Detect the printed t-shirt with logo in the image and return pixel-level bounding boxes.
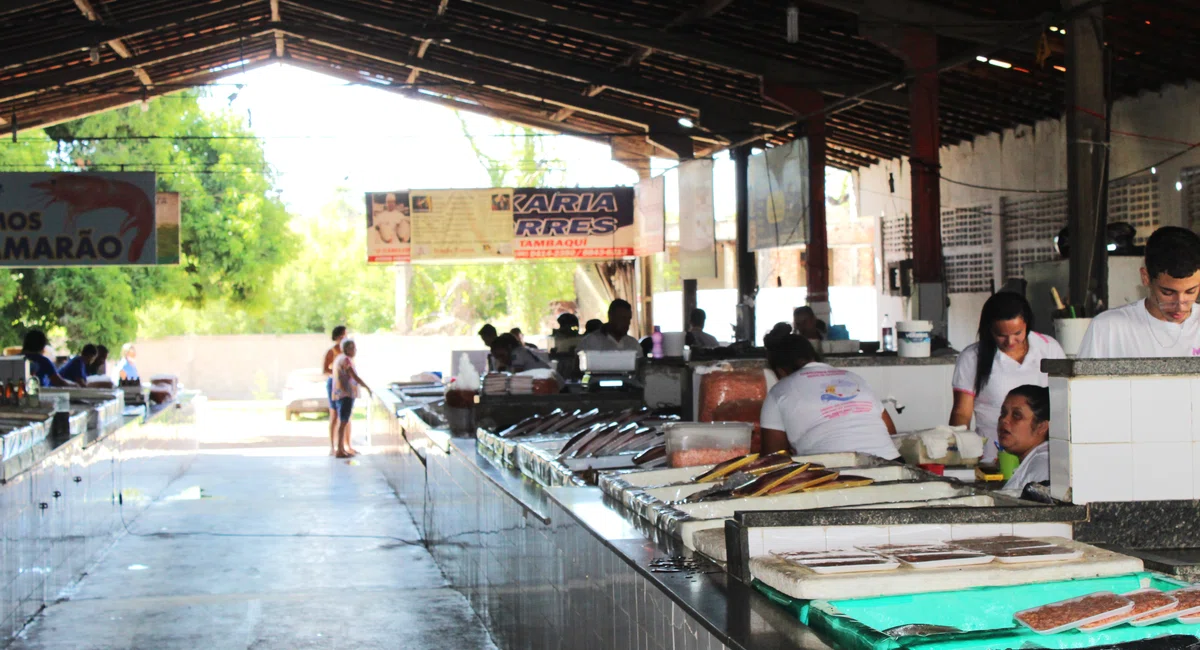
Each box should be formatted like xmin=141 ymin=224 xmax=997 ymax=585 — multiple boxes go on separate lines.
xmin=759 ymin=362 xmax=898 ymax=459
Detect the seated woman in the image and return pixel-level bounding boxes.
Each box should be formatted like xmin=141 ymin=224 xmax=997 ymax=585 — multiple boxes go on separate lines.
xmin=997 ymin=384 xmax=1051 ymax=497
xmin=489 ymin=333 xmax=549 ymax=373
xmin=759 ymin=333 xmax=898 ymax=460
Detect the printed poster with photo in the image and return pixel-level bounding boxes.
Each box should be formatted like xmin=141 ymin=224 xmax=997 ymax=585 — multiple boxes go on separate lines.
xmin=0 ymin=172 xmax=157 ymax=266
xmin=410 ymin=188 xmax=514 ymax=260
xmin=366 ymin=190 xmax=412 ymax=263
xmin=677 ymin=158 xmax=717 ymax=279
xmin=634 ymin=175 xmax=665 ymax=257
xmin=512 ymin=187 xmax=635 ymax=259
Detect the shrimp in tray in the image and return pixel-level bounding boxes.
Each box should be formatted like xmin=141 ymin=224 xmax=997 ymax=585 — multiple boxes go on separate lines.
xmin=31 ymin=173 xmax=155 ymax=262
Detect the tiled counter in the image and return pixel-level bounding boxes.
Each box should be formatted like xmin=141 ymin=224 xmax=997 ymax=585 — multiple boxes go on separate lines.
xmin=369 ymin=392 xmax=833 ymax=650
xmin=0 ymin=395 xmax=201 ymax=642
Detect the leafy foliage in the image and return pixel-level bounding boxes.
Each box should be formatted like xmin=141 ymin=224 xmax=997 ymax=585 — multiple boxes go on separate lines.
xmin=0 ymin=92 xmax=296 ymax=349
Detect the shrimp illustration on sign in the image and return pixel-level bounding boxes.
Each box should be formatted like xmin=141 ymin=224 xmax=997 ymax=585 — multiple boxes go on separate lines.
xmin=31 ymin=174 xmax=154 ymax=262
xmin=820 ymin=377 xmax=862 ymax=403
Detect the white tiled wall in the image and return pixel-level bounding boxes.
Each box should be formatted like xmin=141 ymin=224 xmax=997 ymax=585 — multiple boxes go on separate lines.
xmin=754 ymin=522 xmax=1073 ymax=556
xmin=1055 ymin=375 xmax=1199 ymax=503
xmin=854 ymin=364 xmax=955 ymax=432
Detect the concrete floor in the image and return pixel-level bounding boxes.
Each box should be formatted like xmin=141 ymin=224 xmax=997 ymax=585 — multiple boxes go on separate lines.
xmin=10 ymin=403 xmax=497 ymax=650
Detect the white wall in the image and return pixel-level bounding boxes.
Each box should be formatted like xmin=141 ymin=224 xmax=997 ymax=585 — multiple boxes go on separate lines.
xmin=135 ymin=334 xmax=484 ymax=399
xmin=856 ymin=81 xmax=1200 ymax=351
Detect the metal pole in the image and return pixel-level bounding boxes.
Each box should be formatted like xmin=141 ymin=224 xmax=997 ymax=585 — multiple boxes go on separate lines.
xmin=905 ymin=28 xmax=946 ymax=333
xmin=734 ymin=145 xmax=756 ymax=342
xmin=1064 ymin=0 xmax=1108 ymax=312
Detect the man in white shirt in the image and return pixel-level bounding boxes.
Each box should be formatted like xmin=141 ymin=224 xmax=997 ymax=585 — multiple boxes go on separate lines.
xmin=578 ymin=299 xmax=643 ymax=355
xmin=686 ymin=308 xmax=720 ymax=348
xmin=1078 ymin=226 xmax=1200 ymax=358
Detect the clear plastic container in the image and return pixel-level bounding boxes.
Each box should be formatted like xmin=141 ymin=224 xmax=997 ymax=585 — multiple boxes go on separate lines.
xmin=663 ymin=421 xmax=753 ymax=468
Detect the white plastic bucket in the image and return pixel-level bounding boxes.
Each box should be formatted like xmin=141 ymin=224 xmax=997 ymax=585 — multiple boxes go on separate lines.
xmin=896 ymin=320 xmax=933 ymax=358
xmin=1054 ymin=318 xmax=1092 ymax=357
xmin=662 ymin=332 xmax=686 ymax=357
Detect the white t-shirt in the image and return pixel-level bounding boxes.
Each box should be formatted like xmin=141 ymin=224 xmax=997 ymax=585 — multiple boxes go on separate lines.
xmin=578 ymin=330 xmax=644 ymax=356
xmin=952 ymin=332 xmax=1065 ymax=462
xmin=1078 ymin=300 xmax=1200 ymax=358
xmin=690 ymin=329 xmax=719 ymax=348
xmin=759 ymin=363 xmax=899 ymax=459
xmin=1000 ymin=441 xmax=1050 ymax=497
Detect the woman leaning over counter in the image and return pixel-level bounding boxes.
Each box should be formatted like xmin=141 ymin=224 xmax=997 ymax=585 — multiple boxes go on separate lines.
xmin=950 ymin=292 xmax=1064 ymax=462
xmin=759 ymin=333 xmax=899 ymax=461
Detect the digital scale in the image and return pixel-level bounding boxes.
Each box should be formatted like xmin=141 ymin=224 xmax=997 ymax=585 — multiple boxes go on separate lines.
xmin=578 ymin=350 xmax=642 ymax=393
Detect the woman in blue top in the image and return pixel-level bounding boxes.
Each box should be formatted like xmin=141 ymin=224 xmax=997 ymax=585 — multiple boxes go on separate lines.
xmin=116 ymin=343 xmax=139 ymax=381
xmin=58 ymin=344 xmax=97 ymax=384
xmin=23 ymin=330 xmax=76 ymax=387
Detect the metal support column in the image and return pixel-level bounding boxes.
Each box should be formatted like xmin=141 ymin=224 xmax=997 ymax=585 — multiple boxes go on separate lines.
xmin=734 ymin=145 xmax=756 ymax=343
xmin=905 ymin=28 xmax=946 ymax=332
xmin=761 ymin=82 xmax=830 ymax=325
xmin=1064 ymin=0 xmax=1108 ymax=312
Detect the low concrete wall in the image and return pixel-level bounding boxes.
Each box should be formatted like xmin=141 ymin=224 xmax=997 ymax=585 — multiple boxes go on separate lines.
xmin=135 ymin=334 xmax=487 ymax=399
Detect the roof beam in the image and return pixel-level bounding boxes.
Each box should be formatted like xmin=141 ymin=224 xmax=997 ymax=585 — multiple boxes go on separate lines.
xmin=1 ymin=58 xmax=276 ymax=137
xmin=457 ymin=0 xmax=909 ymax=109
xmin=72 ymin=0 xmax=154 ymax=87
xmin=804 ymin=0 xmax=1038 ymax=53
xmin=271 ymin=0 xmax=285 ymax=58
xmin=282 ymin=25 xmax=708 ymax=144
xmin=0 ymin=27 xmax=272 ymax=105
xmin=0 ymin=0 xmax=261 ymax=71
xmin=283 ymin=0 xmax=789 ymax=129
xmin=668 ymin=0 xmax=738 ymax=27
xmin=285 ymin=56 xmax=612 ymax=144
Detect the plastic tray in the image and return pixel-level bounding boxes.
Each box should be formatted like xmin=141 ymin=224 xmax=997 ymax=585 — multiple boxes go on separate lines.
xmin=994 ymin=547 xmax=1083 ymax=564
xmin=1132 ymin=588 xmax=1200 ymax=626
xmin=1014 ymin=591 xmax=1132 ymax=635
xmin=895 ymin=552 xmax=995 ymax=570
xmin=1078 ymin=589 xmax=1177 ymax=632
xmin=806 ymin=559 xmax=901 ymax=575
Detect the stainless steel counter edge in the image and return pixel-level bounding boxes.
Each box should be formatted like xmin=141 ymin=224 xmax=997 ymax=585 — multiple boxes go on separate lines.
xmin=387 ymin=404 xmax=835 ymax=649
xmin=542 ymin=486 xmax=832 ymax=650
xmin=0 ymin=393 xmax=196 ymax=485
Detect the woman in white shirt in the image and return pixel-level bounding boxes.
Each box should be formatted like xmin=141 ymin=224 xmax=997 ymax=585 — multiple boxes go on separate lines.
xmin=997 ymin=385 xmax=1051 ymax=497
xmin=950 ymin=292 xmax=1064 ymax=462
xmin=759 ymin=334 xmax=899 ymax=461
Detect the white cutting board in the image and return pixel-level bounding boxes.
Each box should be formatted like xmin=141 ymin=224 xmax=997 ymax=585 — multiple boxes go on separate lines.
xmin=674 ymin=481 xmax=966 ymax=520
xmin=750 ymin=538 xmax=1143 ymax=601
xmin=677 ymin=494 xmax=996 ymax=552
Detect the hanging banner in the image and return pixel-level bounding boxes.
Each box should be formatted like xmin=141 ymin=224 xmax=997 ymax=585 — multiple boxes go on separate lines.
xmin=411 ymin=188 xmax=513 ymax=260
xmin=677 ymin=158 xmax=717 ymax=279
xmin=366 ymin=191 xmax=412 ymax=263
xmin=513 ymin=187 xmax=635 ymax=259
xmin=155 ymin=192 xmax=181 ymax=265
xmin=0 ymin=172 xmax=157 ymax=266
xmin=634 ymin=175 xmax=665 ymax=257
xmin=748 ymin=138 xmax=810 ymax=251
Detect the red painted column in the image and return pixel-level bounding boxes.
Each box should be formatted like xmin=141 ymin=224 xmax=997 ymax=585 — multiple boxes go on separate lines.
xmin=904 ymin=28 xmax=945 ymax=326
xmin=761 ymin=82 xmax=829 ymax=311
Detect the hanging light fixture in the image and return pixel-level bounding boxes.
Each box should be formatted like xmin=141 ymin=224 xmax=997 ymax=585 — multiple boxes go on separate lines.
xmin=786 ymin=4 xmax=799 ymax=43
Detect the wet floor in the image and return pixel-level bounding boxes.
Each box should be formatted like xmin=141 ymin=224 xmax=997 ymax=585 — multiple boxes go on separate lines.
xmin=9 ymin=403 xmax=497 ymax=650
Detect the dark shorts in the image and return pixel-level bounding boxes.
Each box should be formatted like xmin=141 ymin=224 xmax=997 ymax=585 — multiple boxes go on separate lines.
xmin=335 ymin=397 xmax=354 ymax=422
xmin=326 ymin=377 xmax=334 ymax=410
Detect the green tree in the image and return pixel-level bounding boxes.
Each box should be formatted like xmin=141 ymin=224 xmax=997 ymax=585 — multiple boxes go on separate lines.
xmin=0 ymin=92 xmax=298 ymax=348
xmin=138 ymin=187 xmax=396 ymax=337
